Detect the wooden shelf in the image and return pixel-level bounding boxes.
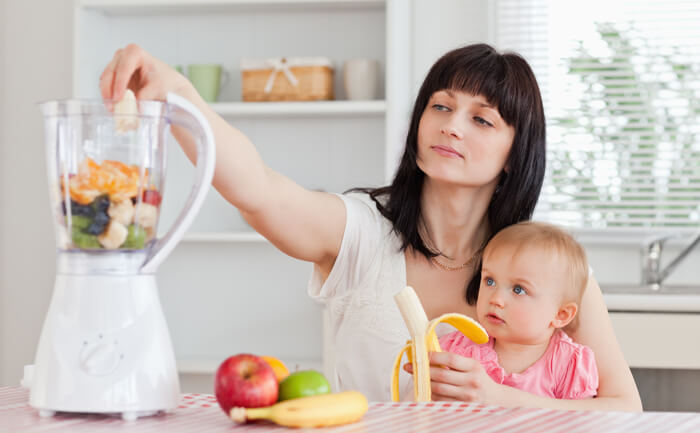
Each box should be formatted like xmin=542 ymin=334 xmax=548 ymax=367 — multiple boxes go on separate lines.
xmin=210 ymin=100 xmax=386 ymax=118
xmin=80 ymin=0 xmax=385 ymax=15
xmin=182 ymin=231 xmax=268 ymax=243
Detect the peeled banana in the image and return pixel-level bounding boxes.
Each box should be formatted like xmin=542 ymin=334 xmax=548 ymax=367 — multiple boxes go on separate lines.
xmin=392 ymin=286 xmax=489 ymax=402
xmin=230 ymin=390 xmax=369 ymax=428
xmin=114 ymin=89 xmax=140 ymax=133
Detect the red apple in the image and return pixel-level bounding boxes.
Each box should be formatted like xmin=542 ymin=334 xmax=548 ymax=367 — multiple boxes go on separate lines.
xmin=215 ymin=353 xmax=279 ymax=414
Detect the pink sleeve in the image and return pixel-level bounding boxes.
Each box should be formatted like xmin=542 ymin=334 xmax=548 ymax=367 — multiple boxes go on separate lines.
xmin=439 ymin=331 xmax=479 ymax=358
xmin=556 ymin=343 xmax=599 ymax=400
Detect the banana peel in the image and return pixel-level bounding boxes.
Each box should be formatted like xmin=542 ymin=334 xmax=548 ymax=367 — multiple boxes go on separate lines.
xmin=391 ymin=286 xmax=488 ymax=402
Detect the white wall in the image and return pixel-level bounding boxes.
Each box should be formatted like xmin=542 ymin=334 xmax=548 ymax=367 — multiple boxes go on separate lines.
xmin=0 ymin=0 xmax=5 ymax=385
xmin=0 ymin=0 xmax=73 ymax=385
xmin=411 ymin=0 xmax=489 ymax=96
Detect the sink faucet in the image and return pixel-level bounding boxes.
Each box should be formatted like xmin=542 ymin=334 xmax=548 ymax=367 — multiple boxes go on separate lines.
xmin=641 ymin=231 xmax=700 ymax=289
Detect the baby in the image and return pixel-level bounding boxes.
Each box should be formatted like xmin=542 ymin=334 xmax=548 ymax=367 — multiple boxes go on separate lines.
xmin=440 ymin=221 xmax=598 ymax=399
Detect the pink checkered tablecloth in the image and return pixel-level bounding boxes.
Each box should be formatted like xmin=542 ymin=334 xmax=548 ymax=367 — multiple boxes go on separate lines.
xmin=2 ymin=386 xmax=700 ymax=432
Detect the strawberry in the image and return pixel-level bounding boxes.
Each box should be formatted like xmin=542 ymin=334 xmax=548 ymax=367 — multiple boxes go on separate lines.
xmin=142 ymin=189 xmax=162 ymax=206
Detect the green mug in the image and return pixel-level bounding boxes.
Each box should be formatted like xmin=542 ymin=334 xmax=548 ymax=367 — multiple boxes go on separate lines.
xmin=187 ymin=64 xmax=228 ymax=103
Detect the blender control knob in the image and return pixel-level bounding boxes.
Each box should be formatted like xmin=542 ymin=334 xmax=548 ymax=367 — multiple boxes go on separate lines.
xmin=79 ymin=342 xmax=120 ymax=376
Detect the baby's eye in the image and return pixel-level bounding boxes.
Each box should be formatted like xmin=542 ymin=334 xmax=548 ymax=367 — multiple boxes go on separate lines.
xmin=485 ymin=277 xmax=495 ymax=287
xmin=474 ymin=116 xmax=494 ymax=127
xmin=512 ymin=285 xmax=527 ymax=295
xmin=432 ymin=104 xmax=450 ymax=111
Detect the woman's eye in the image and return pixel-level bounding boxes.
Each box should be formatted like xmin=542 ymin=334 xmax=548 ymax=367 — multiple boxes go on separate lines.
xmin=432 ymin=104 xmax=450 ymax=111
xmin=474 ymin=116 xmax=493 ymax=127
xmin=512 ymin=285 xmax=527 ymax=295
xmin=485 ymin=277 xmax=495 ymax=287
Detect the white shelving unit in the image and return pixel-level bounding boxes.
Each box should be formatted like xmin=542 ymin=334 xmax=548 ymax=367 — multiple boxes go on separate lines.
xmin=73 ymin=0 xmax=411 ymax=392
xmin=211 ymin=100 xmax=386 ymax=118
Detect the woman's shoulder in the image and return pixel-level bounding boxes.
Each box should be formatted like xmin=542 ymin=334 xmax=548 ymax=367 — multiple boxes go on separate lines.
xmin=340 ymin=191 xmax=395 ymax=234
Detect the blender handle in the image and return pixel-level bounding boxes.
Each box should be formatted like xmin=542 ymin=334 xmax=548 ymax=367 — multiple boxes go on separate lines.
xmin=141 ymin=92 xmax=216 ymax=274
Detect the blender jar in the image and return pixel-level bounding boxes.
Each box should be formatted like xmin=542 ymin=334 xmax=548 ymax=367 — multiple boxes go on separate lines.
xmin=42 ymin=99 xmax=168 ymax=253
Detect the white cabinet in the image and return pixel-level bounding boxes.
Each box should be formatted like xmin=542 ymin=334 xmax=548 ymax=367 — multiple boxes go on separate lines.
xmin=609 ymin=313 xmax=700 ymax=370
xmin=73 ymin=0 xmax=411 ymax=388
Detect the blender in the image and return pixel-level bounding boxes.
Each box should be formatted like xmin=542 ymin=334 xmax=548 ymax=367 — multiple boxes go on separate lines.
xmin=29 ymin=93 xmax=215 ymax=420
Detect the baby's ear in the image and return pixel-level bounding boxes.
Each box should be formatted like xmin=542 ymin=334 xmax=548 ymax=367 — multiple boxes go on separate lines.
xmin=552 ymin=302 xmax=578 ymax=329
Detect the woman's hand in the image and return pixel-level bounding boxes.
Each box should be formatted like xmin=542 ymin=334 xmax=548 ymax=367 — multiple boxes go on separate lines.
xmin=404 ymin=351 xmax=505 ymax=403
xmin=100 ymin=44 xmax=193 ymax=102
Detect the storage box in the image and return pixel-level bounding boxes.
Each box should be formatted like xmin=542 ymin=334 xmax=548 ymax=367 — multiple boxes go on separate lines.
xmin=240 ymin=57 xmax=334 ymax=102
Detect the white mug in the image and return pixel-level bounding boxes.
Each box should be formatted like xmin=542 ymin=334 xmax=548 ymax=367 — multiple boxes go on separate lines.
xmin=343 ymin=59 xmax=380 ymax=100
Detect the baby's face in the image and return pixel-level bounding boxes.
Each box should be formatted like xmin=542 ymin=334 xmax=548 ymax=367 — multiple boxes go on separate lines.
xmin=476 ymin=244 xmax=569 ymax=344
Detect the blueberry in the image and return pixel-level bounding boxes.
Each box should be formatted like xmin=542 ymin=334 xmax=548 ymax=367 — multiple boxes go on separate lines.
xmin=86 ymin=210 xmax=110 ymax=235
xmin=91 ymin=195 xmax=111 ymax=213
xmin=70 ymin=200 xmax=94 ymax=217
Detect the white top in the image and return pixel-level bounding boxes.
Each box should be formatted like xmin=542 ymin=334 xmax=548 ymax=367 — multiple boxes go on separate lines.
xmin=307 ymin=192 xmax=413 ymax=401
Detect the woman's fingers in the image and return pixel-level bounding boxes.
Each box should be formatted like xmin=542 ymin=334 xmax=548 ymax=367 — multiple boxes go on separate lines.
xmin=99 ymin=52 xmax=122 ymax=100
xmin=112 ymin=44 xmax=146 ymax=102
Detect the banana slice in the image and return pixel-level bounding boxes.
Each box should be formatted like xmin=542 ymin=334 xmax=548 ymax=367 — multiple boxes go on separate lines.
xmin=114 ymin=89 xmax=139 ymax=133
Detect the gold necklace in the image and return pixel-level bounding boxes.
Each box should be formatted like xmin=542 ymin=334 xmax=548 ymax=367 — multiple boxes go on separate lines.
xmin=431 ymin=250 xmax=481 ymax=271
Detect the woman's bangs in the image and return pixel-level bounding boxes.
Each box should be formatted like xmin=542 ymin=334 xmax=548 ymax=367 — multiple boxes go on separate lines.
xmin=444 ymin=58 xmax=519 ymax=127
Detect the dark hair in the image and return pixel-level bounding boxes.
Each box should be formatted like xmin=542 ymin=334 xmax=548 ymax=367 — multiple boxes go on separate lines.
xmin=352 ymin=43 xmax=546 ymax=305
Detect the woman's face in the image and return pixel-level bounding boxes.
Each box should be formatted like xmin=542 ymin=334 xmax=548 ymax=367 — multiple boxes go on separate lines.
xmin=416 ymin=90 xmax=515 ymax=189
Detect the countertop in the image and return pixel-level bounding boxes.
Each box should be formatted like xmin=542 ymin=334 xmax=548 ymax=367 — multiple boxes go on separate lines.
xmin=3 ymin=387 xmax=700 ymax=432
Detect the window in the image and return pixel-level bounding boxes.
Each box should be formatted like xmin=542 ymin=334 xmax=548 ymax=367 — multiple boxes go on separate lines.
xmin=494 ymin=0 xmax=700 ymax=231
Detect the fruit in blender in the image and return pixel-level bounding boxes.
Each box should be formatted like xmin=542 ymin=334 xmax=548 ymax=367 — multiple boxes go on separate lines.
xmin=98 ymin=221 xmax=128 ymax=250
xmin=122 ymin=224 xmax=146 ymax=249
xmin=71 ymin=227 xmax=101 ymax=249
xmin=142 ymin=189 xmax=162 ymax=206
xmin=215 ymin=354 xmax=279 ymax=414
xmin=108 ymin=199 xmax=135 ymax=226
xmin=277 ymin=370 xmax=331 ymax=401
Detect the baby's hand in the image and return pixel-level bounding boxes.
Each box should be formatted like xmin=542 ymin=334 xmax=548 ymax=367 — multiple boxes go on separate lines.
xmin=100 ymin=44 xmax=191 ymax=102
xmin=404 ymin=351 xmax=502 ymax=403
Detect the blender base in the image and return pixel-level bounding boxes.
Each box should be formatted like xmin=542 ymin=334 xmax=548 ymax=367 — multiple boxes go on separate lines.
xmin=29 ymin=272 xmax=180 ymax=417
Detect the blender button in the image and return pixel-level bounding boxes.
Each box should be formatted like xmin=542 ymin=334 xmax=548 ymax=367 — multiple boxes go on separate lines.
xmin=80 ymin=343 xmax=120 ymax=376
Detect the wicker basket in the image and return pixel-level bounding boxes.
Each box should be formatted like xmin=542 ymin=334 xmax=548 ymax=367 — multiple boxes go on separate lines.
xmin=240 ymin=57 xmax=334 ymax=102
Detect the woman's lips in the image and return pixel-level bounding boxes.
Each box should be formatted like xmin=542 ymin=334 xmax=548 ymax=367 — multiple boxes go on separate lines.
xmin=431 ymin=145 xmax=463 ymax=159
xmin=486 ymin=313 xmax=504 ymax=325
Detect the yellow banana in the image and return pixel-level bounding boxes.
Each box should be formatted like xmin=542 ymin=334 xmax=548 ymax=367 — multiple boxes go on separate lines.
xmin=230 ymin=391 xmax=369 ymax=428
xmin=392 ymin=286 xmax=489 ymax=402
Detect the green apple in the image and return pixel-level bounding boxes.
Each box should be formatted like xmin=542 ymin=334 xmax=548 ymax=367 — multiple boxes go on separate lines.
xmin=277 ymin=370 xmax=331 ymax=401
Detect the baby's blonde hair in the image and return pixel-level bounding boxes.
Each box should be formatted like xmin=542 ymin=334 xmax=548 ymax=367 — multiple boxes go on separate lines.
xmin=483 ymin=221 xmax=589 ymax=305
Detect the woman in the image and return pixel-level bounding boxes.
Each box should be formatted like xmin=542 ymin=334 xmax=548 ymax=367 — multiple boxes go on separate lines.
xmin=100 ymin=43 xmax=642 ymax=410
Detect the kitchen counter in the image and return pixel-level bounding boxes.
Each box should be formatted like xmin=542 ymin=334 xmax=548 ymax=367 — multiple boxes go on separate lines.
xmin=3 ymin=387 xmax=700 ymax=432
xmin=602 ymin=285 xmax=700 ymax=312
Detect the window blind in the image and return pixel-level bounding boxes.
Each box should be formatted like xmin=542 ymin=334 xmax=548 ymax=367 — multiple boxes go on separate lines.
xmin=494 ymin=0 xmax=700 ymax=230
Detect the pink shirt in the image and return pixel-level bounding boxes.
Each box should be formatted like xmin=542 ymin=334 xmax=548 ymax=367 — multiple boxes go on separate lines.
xmin=439 ymin=330 xmax=598 ymax=400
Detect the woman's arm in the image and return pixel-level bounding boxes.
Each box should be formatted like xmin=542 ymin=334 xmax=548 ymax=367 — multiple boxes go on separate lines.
xmin=100 ymin=45 xmax=346 ymax=272
xmin=564 ymin=275 xmax=643 ymax=411
xmin=414 ymin=277 xmax=642 ymax=411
